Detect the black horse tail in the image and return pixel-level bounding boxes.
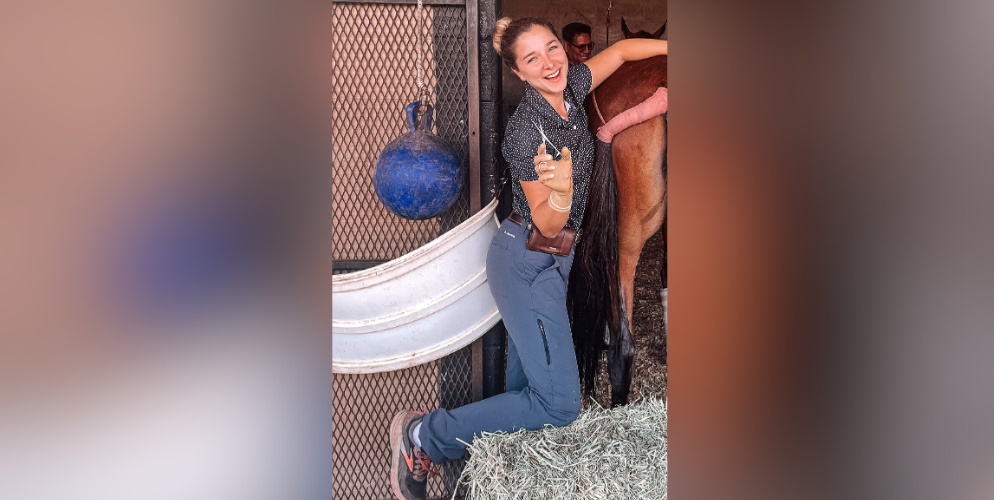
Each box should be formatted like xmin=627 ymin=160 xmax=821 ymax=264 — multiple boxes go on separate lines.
xmin=567 ymin=138 xmax=626 ymax=399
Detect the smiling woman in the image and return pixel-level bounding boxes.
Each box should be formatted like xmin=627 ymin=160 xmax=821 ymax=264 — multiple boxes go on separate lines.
xmin=507 ymin=24 xmax=571 ymax=104
xmin=384 ymin=15 xmax=666 ymax=500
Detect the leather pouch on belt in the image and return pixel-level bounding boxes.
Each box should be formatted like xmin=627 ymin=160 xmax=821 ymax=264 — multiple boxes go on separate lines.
xmin=526 ymin=225 xmax=576 ymax=257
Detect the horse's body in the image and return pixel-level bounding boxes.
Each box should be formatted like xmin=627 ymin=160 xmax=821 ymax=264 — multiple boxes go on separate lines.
xmin=589 ymin=56 xmax=669 ymax=321
xmin=568 ymin=51 xmax=667 ymax=406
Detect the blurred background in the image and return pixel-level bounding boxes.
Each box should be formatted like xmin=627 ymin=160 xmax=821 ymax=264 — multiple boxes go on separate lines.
xmin=668 ymin=1 xmax=992 ymax=499
xmin=0 ymin=1 xmax=333 ymax=498
xmin=0 ymin=0 xmax=992 ymax=499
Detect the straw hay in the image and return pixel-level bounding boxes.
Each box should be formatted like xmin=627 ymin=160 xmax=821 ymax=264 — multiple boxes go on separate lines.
xmin=453 ymin=397 xmax=668 ymax=500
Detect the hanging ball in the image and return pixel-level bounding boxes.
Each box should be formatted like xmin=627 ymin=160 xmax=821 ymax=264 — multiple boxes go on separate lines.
xmin=374 ymin=103 xmax=464 ymax=220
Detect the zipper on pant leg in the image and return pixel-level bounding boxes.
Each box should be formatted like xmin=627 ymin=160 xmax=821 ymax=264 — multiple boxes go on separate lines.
xmin=536 ymin=319 xmax=551 ymax=365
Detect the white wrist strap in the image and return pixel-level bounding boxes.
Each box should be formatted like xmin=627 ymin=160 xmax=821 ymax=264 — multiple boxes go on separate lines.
xmin=548 ymin=192 xmax=572 ymax=212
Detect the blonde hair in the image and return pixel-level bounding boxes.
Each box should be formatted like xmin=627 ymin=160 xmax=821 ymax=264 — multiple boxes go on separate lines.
xmin=492 ymin=17 xmax=511 ymax=53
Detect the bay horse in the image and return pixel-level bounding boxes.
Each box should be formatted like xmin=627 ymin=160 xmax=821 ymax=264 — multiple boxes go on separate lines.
xmin=621 ymin=17 xmax=666 ymax=40
xmin=567 ymin=50 xmax=667 ymax=406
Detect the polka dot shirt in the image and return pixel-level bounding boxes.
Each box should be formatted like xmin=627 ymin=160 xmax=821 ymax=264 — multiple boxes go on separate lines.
xmin=502 ymin=63 xmax=594 ymax=231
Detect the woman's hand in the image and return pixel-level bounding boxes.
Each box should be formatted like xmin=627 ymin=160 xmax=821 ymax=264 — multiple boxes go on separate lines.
xmin=533 ymin=143 xmax=573 ymax=195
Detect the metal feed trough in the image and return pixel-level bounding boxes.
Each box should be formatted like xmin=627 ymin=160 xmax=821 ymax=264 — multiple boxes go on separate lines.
xmin=333 ymin=198 xmax=501 ymax=373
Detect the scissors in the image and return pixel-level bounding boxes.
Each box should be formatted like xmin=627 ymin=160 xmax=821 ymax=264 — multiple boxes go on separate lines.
xmin=534 ymin=119 xmax=564 ymax=161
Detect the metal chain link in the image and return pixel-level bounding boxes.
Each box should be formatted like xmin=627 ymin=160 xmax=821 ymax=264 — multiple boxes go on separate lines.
xmin=606 ymin=0 xmax=612 ymax=48
xmin=416 ymin=0 xmax=431 ymax=115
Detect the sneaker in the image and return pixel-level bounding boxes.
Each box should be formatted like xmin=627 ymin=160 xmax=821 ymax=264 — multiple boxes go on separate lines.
xmin=389 ymin=410 xmax=437 ymax=500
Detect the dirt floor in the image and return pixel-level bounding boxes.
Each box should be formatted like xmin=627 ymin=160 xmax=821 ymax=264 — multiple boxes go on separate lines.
xmin=585 ymin=229 xmax=668 ymax=409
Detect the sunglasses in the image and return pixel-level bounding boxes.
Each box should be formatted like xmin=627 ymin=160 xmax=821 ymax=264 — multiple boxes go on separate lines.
xmin=568 ymin=41 xmax=595 ymax=51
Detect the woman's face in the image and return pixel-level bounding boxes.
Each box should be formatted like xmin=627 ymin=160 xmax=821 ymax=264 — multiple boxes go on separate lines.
xmin=511 ymin=24 xmax=569 ymax=98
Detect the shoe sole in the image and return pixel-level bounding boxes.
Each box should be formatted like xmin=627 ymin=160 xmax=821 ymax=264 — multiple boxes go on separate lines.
xmin=389 ymin=409 xmax=421 ymax=500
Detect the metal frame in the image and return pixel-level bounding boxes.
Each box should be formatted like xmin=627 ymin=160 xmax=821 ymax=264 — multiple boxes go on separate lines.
xmin=466 ymin=0 xmax=481 ymax=213
xmin=474 ymin=0 xmax=507 ymax=400
xmin=464 ymin=0 xmax=484 ymax=405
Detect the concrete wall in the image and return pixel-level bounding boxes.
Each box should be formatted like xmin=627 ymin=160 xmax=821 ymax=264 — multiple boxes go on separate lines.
xmin=500 ymin=0 xmax=667 ymax=107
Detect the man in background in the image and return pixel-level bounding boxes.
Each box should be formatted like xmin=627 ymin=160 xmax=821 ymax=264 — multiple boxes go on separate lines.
xmin=561 ymin=22 xmax=594 ymax=65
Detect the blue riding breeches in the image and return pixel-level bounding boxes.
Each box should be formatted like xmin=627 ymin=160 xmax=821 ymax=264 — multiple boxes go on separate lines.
xmin=417 ymin=217 xmax=582 ymax=464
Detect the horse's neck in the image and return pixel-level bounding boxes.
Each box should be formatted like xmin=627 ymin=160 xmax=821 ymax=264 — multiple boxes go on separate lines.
xmin=593 ymin=58 xmax=668 ymax=123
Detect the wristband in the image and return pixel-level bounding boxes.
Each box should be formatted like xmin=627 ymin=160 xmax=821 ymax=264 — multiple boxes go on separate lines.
xmin=548 ymin=191 xmax=572 ymax=212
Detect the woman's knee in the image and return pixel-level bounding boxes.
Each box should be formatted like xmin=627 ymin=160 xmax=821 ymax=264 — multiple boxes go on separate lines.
xmin=549 ymin=404 xmax=580 ymax=427
xmin=545 ymin=393 xmax=581 ymax=427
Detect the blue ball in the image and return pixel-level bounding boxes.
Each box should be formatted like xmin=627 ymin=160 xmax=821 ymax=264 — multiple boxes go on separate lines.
xmin=374 ymin=103 xmax=464 ymax=220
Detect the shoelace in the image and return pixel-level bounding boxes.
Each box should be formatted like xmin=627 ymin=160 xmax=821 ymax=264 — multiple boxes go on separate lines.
xmin=412 ymin=404 xmax=439 ymax=481
xmin=412 ymin=448 xmax=439 ymax=481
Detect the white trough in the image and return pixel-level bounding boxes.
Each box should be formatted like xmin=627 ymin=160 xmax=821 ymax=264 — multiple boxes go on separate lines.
xmin=332 ymin=198 xmax=501 ymax=373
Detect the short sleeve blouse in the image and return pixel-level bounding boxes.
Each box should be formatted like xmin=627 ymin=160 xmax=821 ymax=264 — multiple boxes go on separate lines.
xmin=501 ymin=63 xmax=594 ymax=230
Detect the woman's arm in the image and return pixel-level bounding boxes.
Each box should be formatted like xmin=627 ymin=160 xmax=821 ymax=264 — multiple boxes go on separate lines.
xmin=584 ymin=39 xmax=668 ymax=92
xmin=522 ymin=144 xmax=574 ymax=238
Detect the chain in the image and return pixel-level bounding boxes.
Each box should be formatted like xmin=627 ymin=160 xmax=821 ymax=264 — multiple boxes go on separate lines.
xmin=415 ymin=0 xmax=430 ymax=115
xmin=606 ymin=0 xmax=612 ymax=48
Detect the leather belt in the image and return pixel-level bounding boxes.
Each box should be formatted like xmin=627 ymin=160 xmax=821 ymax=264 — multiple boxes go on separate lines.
xmin=509 ymin=211 xmax=526 ymax=226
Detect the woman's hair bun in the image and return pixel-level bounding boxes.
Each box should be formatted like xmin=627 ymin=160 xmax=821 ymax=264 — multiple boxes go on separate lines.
xmin=491 ymin=17 xmax=556 ymax=69
xmin=492 ymin=17 xmax=512 ymax=53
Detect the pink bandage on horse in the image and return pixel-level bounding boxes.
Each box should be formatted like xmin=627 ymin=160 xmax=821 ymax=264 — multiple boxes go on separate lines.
xmin=596 ymin=87 xmax=668 ymax=143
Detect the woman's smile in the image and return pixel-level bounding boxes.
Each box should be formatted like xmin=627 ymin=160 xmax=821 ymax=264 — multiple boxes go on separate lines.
xmin=511 ymin=25 xmax=569 ymax=100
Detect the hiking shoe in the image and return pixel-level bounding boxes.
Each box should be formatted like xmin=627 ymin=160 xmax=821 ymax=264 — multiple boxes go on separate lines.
xmin=389 ymin=410 xmax=437 ymax=500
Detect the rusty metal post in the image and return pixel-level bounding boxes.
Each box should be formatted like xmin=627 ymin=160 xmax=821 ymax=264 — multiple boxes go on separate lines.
xmin=477 ymin=0 xmax=508 ymax=399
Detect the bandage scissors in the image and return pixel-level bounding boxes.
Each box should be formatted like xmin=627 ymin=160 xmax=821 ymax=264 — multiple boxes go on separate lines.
xmin=534 ymin=119 xmax=564 ymax=161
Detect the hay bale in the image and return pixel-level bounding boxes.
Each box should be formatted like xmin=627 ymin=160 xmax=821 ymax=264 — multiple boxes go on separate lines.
xmin=453 ymin=397 xmax=668 ymax=500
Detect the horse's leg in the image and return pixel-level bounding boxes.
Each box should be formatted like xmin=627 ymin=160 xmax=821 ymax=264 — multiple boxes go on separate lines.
xmin=660 ymin=169 xmax=668 ymax=356
xmin=611 ymin=196 xmax=665 ymax=403
xmin=615 ymin=118 xmax=667 ymax=328
xmin=660 ymin=112 xmax=669 ymax=359
xmin=660 ymin=210 xmax=668 ymax=289
xmin=609 ymin=216 xmax=644 ymax=406
xmin=607 ymin=117 xmax=667 ymax=405
xmin=660 ymin=114 xmax=668 ymax=357
xmin=609 ymin=240 xmax=641 ymax=406
xmin=660 ymin=216 xmax=668 ymax=362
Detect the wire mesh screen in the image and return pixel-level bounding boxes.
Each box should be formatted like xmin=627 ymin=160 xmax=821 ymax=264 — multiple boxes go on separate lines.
xmin=333 ymin=2 xmax=470 ymax=269
xmin=333 ymin=347 xmax=474 ymax=500
xmin=333 ymin=2 xmax=477 ymax=498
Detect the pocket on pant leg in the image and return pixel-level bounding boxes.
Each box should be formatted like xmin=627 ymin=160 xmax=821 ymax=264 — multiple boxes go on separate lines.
xmin=528 ymin=297 xmax=582 ymax=421
xmin=535 ymin=318 xmax=552 ymax=365
xmin=528 ymin=263 xmax=568 ymax=369
xmin=520 ymin=248 xmax=556 ymax=282
xmin=528 ymin=261 xmax=565 ymax=305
